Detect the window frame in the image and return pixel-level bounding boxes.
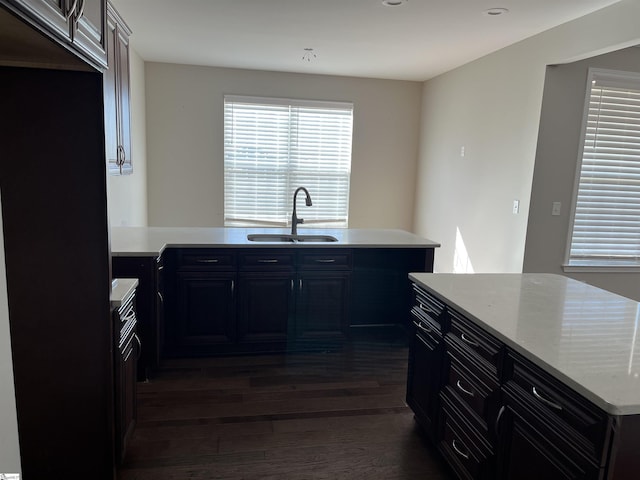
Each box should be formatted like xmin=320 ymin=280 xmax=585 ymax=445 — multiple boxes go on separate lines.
xmin=564 ymin=67 xmax=640 ymax=272
xmin=223 ymin=94 xmax=354 ymax=229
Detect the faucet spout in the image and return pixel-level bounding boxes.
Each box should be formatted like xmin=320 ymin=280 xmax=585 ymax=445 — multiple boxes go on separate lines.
xmin=291 ymin=187 xmax=312 ymax=235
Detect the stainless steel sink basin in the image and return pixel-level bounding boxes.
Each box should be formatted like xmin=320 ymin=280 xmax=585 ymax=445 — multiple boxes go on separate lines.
xmin=247 ymin=234 xmax=338 ymax=243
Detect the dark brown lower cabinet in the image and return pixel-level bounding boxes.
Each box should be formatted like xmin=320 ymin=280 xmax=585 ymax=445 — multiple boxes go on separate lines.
xmin=406 ymin=281 xmax=640 ymax=480
xmin=406 ymin=317 xmax=443 ymax=442
xmin=172 ymin=272 xmax=236 ymax=354
xmin=237 ymin=272 xmax=294 ymax=348
xmin=496 ymin=384 xmax=601 ymax=480
xmin=114 ymin=291 xmax=138 ymax=465
xmin=294 ymin=271 xmax=350 ymax=345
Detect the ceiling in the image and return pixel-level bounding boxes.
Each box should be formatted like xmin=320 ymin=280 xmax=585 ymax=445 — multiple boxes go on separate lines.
xmin=110 ymin=0 xmax=622 ymax=82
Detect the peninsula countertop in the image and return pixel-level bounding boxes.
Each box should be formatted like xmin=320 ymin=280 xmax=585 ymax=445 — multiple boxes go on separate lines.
xmin=111 ymin=227 xmax=441 ymax=256
xmin=409 ymin=273 xmax=640 ymax=416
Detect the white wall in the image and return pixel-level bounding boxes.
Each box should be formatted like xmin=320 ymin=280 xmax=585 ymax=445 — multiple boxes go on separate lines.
xmin=414 ymin=0 xmax=640 ymax=275
xmin=144 ymin=64 xmax=422 ymax=230
xmin=0 ymin=198 xmax=21 ymax=474
xmin=523 ymin=46 xmax=640 ymax=301
xmin=107 ymin=48 xmax=148 ymax=227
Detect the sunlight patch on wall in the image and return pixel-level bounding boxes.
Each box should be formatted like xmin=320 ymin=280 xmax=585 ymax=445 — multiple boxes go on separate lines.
xmin=454 ymin=227 xmax=474 ymax=273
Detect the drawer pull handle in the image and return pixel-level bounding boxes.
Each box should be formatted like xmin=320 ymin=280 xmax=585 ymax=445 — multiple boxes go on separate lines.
xmin=418 ymin=303 xmax=435 ymax=314
xmin=460 ymin=333 xmax=480 ymax=348
xmin=452 ymin=439 xmax=469 ymax=460
xmin=417 ymin=322 xmax=432 ymax=334
xmin=197 ymin=259 xmax=219 ymax=264
xmin=258 ymin=259 xmax=279 ymax=263
xmin=315 ymin=259 xmax=336 ymax=263
xmin=456 ymin=380 xmax=475 ymax=397
xmin=532 ymin=386 xmax=563 ymax=411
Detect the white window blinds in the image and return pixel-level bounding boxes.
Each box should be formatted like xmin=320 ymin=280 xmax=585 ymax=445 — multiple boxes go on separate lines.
xmin=224 ymin=95 xmax=353 ymax=228
xmin=568 ymin=69 xmax=640 ymax=266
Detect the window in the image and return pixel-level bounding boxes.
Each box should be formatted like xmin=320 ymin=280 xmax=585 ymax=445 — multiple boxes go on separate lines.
xmin=224 ymin=95 xmax=353 ymax=228
xmin=567 ymin=68 xmax=640 ymax=267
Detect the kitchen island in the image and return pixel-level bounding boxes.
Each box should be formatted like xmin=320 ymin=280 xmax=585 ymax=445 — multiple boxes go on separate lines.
xmin=407 ymin=273 xmax=640 ymax=480
xmin=111 ymin=227 xmax=439 ymax=376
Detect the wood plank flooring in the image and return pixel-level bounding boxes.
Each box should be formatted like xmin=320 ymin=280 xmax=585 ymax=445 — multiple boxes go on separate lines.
xmin=117 ymin=341 xmax=454 ymax=480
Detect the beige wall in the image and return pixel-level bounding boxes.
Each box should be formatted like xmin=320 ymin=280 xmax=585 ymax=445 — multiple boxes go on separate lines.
xmin=144 ymin=64 xmax=422 ymax=229
xmin=523 ymin=46 xmax=640 ymax=300
xmin=415 ymin=0 xmax=640 ymax=279
xmin=107 ymin=48 xmax=148 ymax=227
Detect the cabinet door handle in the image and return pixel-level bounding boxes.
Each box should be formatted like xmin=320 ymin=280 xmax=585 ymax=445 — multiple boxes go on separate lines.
xmin=416 ymin=322 xmax=432 ymax=334
xmin=451 ymin=439 xmax=469 ymax=460
xmin=456 ymin=380 xmax=475 ymax=397
xmin=291 ymin=279 xmax=294 ymax=291
xmin=231 ymin=280 xmax=235 ymax=295
xmin=197 ymin=259 xmax=219 ymax=264
xmin=66 ymin=0 xmax=79 ymax=20
xmin=495 ymin=405 xmax=506 ymax=435
xmin=299 ymin=279 xmax=303 ymax=291
xmin=258 ymin=259 xmax=278 ymax=263
xmin=157 ymin=291 xmax=164 ymax=303
xmin=74 ymin=0 xmax=86 ymax=21
xmin=532 ymin=386 xmax=563 ymax=411
xmin=315 ymin=259 xmax=336 ymax=263
xmin=460 ymin=332 xmax=480 ymax=348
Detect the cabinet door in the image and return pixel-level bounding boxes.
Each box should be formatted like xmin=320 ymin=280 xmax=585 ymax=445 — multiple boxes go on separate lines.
xmin=104 ymin=2 xmax=132 ymax=175
xmin=72 ymin=0 xmax=106 ymax=67
xmin=174 ymin=272 xmax=236 ymax=350
xmin=12 ymin=0 xmax=70 ymax=41
xmin=237 ymin=272 xmax=294 ymax=347
xmin=406 ymin=324 xmax=442 ymax=441
xmin=294 ymin=271 xmax=350 ymax=344
xmin=496 ymin=393 xmax=601 ymax=480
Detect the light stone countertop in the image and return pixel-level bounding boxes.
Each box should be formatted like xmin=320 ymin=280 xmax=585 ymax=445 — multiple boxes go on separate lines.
xmin=409 ymin=273 xmax=640 ymax=416
xmin=111 ymin=227 xmax=440 ymax=256
xmin=110 ymin=278 xmax=138 ymax=308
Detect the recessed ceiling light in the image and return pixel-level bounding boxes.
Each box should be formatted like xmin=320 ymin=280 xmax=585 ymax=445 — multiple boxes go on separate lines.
xmin=382 ymin=0 xmax=406 ymax=7
xmin=483 ymin=7 xmax=509 ymax=16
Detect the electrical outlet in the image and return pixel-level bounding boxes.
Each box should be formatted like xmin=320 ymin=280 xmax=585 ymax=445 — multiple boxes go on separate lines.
xmin=552 ymin=202 xmax=561 ymax=216
xmin=513 ymin=200 xmax=519 ymax=214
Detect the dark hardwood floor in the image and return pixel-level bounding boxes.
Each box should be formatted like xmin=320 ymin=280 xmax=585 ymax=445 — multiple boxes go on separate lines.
xmin=117 ymin=340 xmax=453 ymax=479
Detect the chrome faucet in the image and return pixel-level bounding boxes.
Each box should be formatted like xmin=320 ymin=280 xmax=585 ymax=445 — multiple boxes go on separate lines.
xmin=291 ymin=187 xmax=312 ymax=235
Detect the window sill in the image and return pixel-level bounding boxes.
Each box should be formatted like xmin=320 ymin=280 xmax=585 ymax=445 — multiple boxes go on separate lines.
xmin=563 ymin=264 xmax=640 ymax=273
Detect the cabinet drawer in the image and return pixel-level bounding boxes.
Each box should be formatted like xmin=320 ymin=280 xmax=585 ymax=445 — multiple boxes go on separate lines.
xmin=504 ymin=351 xmax=610 ymax=465
xmin=178 ymin=250 xmax=236 ymax=269
xmin=444 ymin=336 xmax=500 ymax=431
xmin=239 ymin=251 xmax=295 ymax=270
xmin=298 ymin=251 xmax=352 ymax=270
xmin=438 ymin=389 xmax=494 ymax=480
xmin=448 ymin=309 xmax=502 ymax=375
xmin=412 ymin=284 xmax=447 ymax=332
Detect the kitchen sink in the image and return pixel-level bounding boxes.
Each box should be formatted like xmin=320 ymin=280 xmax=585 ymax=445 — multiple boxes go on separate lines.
xmin=247 ymin=234 xmax=338 ymax=243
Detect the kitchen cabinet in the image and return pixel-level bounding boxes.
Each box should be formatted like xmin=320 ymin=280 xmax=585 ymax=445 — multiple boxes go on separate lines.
xmin=166 ymin=248 xmax=353 ymax=355
xmin=113 ymin=285 xmax=139 ymax=465
xmin=167 ymin=250 xmax=237 ymax=356
xmin=407 ymin=275 xmax=640 ymax=480
xmin=112 ymin=255 xmax=164 ymax=380
xmin=3 ymin=0 xmax=107 ymax=68
xmin=406 ymin=285 xmax=446 ymax=442
xmin=237 ymin=251 xmax=295 ymax=350
xmin=104 ymin=1 xmax=132 ymax=175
